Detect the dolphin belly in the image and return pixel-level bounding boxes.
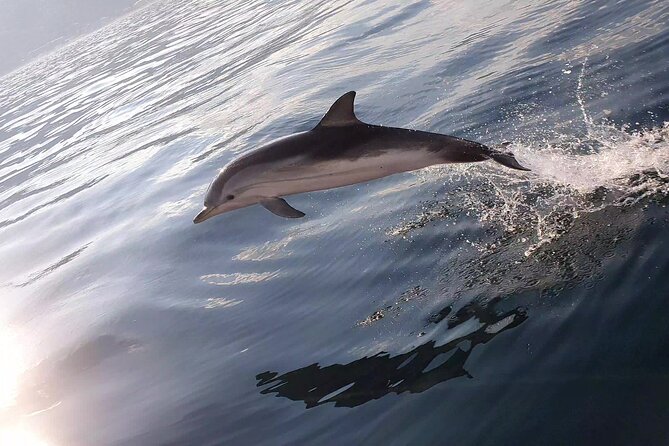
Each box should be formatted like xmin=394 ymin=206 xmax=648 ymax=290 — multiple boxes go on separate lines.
xmin=246 ymin=147 xmax=442 ymax=198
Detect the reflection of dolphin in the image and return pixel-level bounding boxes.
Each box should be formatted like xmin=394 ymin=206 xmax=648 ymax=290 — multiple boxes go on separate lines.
xmin=194 ymin=91 xmax=529 ymax=223
xmin=256 ymin=297 xmax=527 ymax=408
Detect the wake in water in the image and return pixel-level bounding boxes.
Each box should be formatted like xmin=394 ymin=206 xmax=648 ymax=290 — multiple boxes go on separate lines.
xmin=390 ymin=120 xmax=668 ymax=256
xmin=389 ymin=73 xmax=669 ymax=258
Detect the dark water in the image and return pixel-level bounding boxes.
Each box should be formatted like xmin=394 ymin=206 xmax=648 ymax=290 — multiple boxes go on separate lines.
xmin=1 ymin=0 xmax=668 ymax=445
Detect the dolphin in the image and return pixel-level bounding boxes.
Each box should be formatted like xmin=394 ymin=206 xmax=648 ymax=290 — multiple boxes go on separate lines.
xmin=194 ymin=91 xmax=529 ymax=223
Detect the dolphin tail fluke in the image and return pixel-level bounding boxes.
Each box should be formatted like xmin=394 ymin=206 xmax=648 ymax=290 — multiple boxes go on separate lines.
xmin=488 ymin=150 xmax=531 ymax=171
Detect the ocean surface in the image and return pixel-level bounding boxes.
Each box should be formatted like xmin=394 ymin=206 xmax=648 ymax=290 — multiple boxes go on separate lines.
xmin=1 ymin=0 xmax=668 ymax=445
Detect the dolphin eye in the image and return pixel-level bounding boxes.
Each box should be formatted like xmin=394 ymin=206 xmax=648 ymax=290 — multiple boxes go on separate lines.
xmin=226 ymin=194 xmax=235 ymax=200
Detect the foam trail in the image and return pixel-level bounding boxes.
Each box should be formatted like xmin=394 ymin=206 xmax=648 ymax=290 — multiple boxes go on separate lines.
xmin=514 ymin=122 xmax=669 ymax=192
xmin=387 ymin=52 xmax=669 ymax=249
xmin=390 ymin=120 xmax=669 ymax=255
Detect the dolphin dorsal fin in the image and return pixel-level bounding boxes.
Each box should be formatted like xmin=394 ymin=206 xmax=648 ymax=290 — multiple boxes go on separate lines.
xmin=317 ymin=91 xmax=361 ymax=127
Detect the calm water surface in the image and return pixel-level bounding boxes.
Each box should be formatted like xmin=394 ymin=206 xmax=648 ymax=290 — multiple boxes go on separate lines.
xmin=1 ymin=0 xmax=669 ymax=445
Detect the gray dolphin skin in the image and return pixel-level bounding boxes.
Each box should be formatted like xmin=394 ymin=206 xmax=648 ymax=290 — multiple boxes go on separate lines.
xmin=193 ymin=91 xmax=529 ymax=223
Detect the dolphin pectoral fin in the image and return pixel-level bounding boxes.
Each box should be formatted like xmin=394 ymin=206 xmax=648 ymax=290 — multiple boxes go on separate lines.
xmin=260 ymin=198 xmax=306 ymax=218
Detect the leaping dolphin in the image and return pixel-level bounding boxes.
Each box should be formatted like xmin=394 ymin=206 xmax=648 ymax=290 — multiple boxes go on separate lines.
xmin=194 ymin=91 xmax=529 ymax=223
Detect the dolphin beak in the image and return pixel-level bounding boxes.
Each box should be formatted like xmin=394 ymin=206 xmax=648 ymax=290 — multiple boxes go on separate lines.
xmin=193 ymin=207 xmax=214 ymax=224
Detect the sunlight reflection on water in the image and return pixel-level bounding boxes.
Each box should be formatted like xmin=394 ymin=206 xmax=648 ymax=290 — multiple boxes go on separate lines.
xmin=0 ymin=328 xmax=24 ymax=410
xmin=0 ymin=426 xmax=50 ymax=446
xmin=0 ymin=328 xmax=52 ymax=446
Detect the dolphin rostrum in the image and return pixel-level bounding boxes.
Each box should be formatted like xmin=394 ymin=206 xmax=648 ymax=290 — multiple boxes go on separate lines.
xmin=194 ymin=91 xmax=529 ymax=223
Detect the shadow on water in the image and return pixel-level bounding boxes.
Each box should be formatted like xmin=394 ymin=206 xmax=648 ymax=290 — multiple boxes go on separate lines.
xmin=256 ymin=296 xmax=527 ymax=408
